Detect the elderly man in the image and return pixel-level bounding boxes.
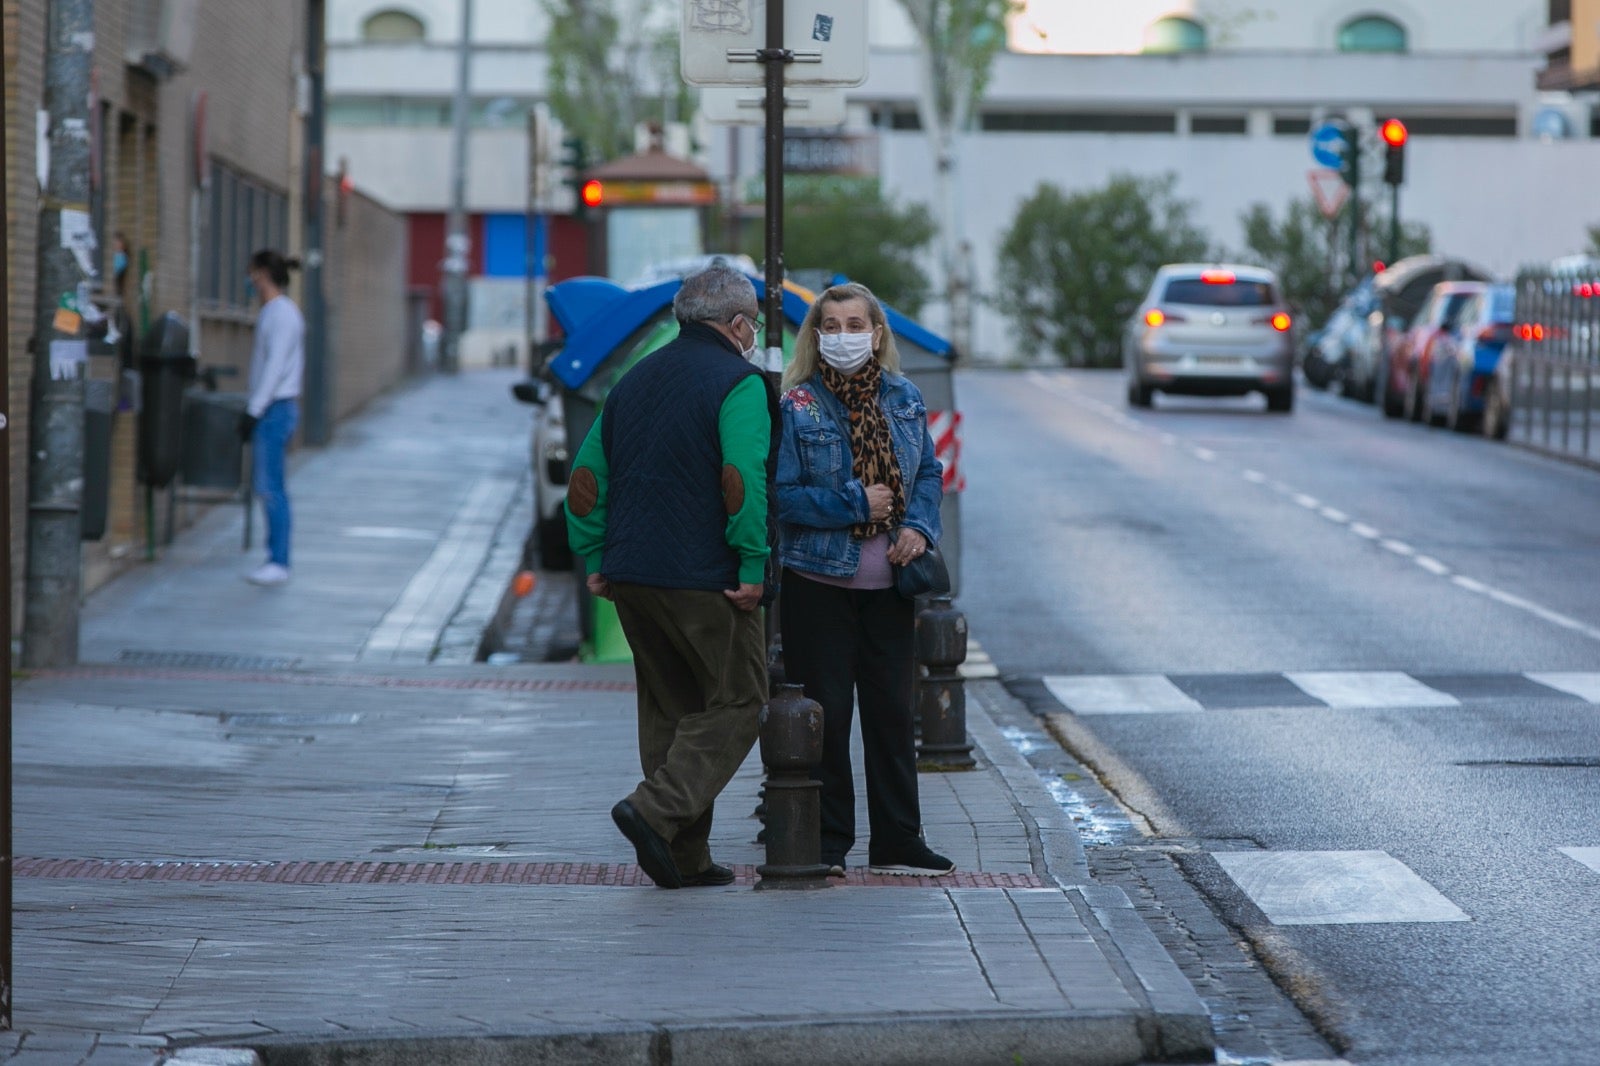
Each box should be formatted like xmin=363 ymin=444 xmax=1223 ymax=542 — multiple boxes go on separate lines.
xmin=565 ymin=265 xmax=778 ymax=889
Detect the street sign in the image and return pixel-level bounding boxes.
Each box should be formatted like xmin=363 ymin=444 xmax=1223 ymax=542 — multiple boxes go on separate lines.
xmin=681 ymin=0 xmax=868 ymax=87
xmin=700 ymin=86 xmax=846 ymax=126
xmin=1309 ymin=121 xmax=1348 ymax=170
xmin=1307 ymin=168 xmax=1349 ymax=220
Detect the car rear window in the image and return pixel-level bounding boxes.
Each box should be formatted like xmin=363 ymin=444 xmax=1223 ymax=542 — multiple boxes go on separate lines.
xmin=1162 ymin=278 xmax=1276 ymax=306
xmin=1439 ymin=292 xmax=1474 ymax=327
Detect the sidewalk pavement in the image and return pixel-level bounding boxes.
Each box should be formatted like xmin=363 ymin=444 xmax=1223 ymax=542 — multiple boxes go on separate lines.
xmin=13 ymin=369 xmax=1213 ymax=1065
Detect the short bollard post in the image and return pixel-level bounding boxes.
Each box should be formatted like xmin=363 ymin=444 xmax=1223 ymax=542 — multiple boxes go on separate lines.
xmin=756 ymin=683 xmax=832 ymax=889
xmin=915 ymin=595 xmax=976 ymax=770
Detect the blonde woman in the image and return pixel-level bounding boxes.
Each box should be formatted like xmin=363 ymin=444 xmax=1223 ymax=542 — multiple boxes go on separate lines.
xmin=774 ymin=282 xmax=952 ymax=877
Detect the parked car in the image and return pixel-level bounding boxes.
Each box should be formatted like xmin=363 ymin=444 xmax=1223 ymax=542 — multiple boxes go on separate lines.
xmin=1418 ymin=283 xmax=1515 ymax=432
xmin=1123 ymin=263 xmax=1296 ymax=412
xmin=1305 ymin=277 xmax=1377 ymax=391
xmin=1343 ymin=256 xmax=1490 ymax=405
xmin=1384 ymin=280 xmax=1486 ymax=421
xmin=511 ymin=375 xmax=573 ymax=570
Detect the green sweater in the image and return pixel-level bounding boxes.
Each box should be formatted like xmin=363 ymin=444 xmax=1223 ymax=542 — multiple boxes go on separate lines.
xmin=566 ymin=374 xmax=771 ymax=585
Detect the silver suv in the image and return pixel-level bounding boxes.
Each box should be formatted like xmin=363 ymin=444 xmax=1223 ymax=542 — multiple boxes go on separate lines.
xmin=1123 ymin=263 xmax=1296 ymax=413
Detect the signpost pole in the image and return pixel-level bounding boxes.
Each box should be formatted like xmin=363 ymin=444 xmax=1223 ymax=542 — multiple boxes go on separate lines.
xmin=759 ymin=0 xmax=790 ymax=371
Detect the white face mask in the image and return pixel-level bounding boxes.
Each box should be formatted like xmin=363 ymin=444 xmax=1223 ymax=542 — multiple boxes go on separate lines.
xmin=735 ymin=315 xmax=760 ymax=362
xmin=818 ymin=330 xmax=874 ymax=374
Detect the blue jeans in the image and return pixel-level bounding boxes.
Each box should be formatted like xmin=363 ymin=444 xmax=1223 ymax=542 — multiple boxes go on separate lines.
xmin=252 ymin=399 xmax=298 ymax=567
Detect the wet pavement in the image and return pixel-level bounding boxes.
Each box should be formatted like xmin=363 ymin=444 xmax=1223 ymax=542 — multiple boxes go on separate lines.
xmin=13 ymin=369 xmax=1212 ymax=1065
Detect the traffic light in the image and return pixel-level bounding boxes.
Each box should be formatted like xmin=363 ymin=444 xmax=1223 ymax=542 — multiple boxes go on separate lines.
xmin=1338 ymin=121 xmax=1360 ymax=188
xmin=558 ymin=134 xmax=587 ymax=218
xmin=1380 ymin=118 xmax=1407 ymax=186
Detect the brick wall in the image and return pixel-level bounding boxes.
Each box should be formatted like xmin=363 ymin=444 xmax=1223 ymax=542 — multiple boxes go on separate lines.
xmin=328 ymin=181 xmax=410 ymax=420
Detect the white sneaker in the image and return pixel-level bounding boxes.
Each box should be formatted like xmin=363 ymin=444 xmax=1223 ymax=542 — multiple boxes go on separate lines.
xmin=246 ymin=563 xmax=290 ymax=586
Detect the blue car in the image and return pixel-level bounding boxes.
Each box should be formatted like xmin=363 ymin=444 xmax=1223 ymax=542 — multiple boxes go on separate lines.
xmin=1419 ymin=283 xmax=1515 ymax=432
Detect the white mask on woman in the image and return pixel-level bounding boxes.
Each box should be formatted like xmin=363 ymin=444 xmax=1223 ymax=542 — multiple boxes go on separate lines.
xmin=817 ymin=330 xmax=875 ymax=374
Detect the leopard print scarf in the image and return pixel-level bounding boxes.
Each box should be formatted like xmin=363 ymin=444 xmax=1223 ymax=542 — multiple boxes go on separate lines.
xmin=820 ymin=359 xmax=904 ymax=540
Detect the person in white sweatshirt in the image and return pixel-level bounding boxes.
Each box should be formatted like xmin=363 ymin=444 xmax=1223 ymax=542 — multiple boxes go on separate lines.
xmin=240 ymin=249 xmax=304 ymax=586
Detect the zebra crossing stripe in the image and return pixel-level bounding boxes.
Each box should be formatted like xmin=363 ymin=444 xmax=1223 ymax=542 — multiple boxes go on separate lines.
xmin=1284 ymin=671 xmax=1460 ymax=709
xmin=1212 ymin=850 xmax=1469 ymax=925
xmin=1559 ymin=848 xmax=1600 ymax=878
xmin=1042 ymin=675 xmax=1204 ymax=715
xmin=1526 ymin=673 xmax=1600 ymax=703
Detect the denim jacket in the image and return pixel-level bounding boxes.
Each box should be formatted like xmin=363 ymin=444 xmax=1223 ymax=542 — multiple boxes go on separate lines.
xmin=775 ymin=369 xmax=943 ymax=578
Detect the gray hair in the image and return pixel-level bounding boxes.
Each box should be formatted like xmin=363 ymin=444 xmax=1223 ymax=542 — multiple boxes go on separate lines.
xmin=673 ymin=265 xmax=758 ymax=326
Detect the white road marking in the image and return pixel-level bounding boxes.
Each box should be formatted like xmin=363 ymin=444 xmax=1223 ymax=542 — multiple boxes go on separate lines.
xmin=1191 ymin=446 xmax=1217 ymax=461
xmin=1292 ymin=493 xmax=1320 ymax=509
xmin=1243 ymin=469 xmax=1267 ymax=483
xmin=1414 ymin=555 xmax=1451 ymax=576
xmin=1213 ymin=850 xmax=1469 ymax=925
xmin=1379 ymin=539 xmax=1416 ymax=556
xmin=1559 ymin=848 xmax=1600 ymax=878
xmin=1452 ymin=575 xmax=1489 ymax=593
xmin=341 ymin=526 xmax=438 ymax=541
xmin=1319 ymin=507 xmax=1349 ymax=523
xmin=1042 ymin=675 xmax=1205 ymax=715
xmin=1285 ymin=671 xmax=1460 ymax=709
xmin=1526 ymin=673 xmax=1600 ymax=702
xmin=1349 ymin=523 xmax=1380 ymax=539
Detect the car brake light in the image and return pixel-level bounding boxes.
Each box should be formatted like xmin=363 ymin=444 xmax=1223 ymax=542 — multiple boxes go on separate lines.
xmin=1145 ymin=309 xmax=1165 ymax=327
xmin=1271 ymin=312 xmax=1291 ymax=332
xmin=1200 ymin=269 xmax=1235 ymax=284
xmin=1478 ymin=325 xmax=1510 ymax=343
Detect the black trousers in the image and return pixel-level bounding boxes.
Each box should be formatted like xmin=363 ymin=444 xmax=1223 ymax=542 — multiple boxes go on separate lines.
xmin=779 ymin=569 xmax=921 ymax=864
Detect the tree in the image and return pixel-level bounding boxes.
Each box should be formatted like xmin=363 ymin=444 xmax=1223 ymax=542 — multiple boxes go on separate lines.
xmin=895 ymin=0 xmax=1020 ymax=355
xmin=1236 ymin=197 xmax=1431 ymax=332
xmin=541 ymin=0 xmax=689 ymax=163
xmin=995 ymin=174 xmax=1211 ymax=367
xmin=1588 ymin=224 xmax=1600 ymax=256
xmin=744 ymin=177 xmax=936 ymax=314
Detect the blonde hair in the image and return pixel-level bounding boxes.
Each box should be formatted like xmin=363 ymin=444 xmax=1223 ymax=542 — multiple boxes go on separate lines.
xmin=783 ymin=281 xmax=901 ymax=390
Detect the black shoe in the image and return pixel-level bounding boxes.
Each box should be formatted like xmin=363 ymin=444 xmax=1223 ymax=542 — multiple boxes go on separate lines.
xmin=611 ymin=800 xmax=683 ymax=889
xmin=681 ymin=862 xmax=736 ymax=887
xmin=868 ymin=845 xmax=955 ymax=877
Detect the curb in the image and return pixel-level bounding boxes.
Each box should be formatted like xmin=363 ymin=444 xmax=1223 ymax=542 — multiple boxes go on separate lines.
xmin=185 ymin=1009 xmax=1179 ymax=1066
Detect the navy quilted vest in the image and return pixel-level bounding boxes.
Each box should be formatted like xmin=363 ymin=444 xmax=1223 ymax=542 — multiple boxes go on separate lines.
xmin=600 ymin=322 xmax=773 ymax=591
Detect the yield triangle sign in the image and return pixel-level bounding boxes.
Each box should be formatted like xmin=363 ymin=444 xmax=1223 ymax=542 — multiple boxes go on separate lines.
xmin=1308 ymin=168 xmax=1349 ymax=219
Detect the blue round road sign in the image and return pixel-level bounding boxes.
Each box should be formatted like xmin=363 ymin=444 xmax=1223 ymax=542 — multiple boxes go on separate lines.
xmin=1310 ymin=122 xmax=1349 ymax=169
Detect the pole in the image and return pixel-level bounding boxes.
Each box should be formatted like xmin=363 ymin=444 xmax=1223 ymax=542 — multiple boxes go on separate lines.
xmin=758 ymin=0 xmax=791 ymax=679
xmin=1 ymin=7 xmax=15 ymax=1026
xmin=302 ymin=0 xmax=331 ymax=444
xmin=23 ymin=0 xmax=94 ymax=669
xmin=442 ymin=0 xmax=474 ymax=374
xmin=1347 ymin=127 xmax=1362 ymax=286
xmin=1388 ymin=183 xmax=1400 ymax=268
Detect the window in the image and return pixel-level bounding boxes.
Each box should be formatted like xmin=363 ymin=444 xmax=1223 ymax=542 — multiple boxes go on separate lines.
xmin=1143 ymin=16 xmax=1208 ymax=54
xmin=980 ymin=111 xmax=1177 ymax=133
xmin=1163 ymin=278 xmax=1276 ymax=307
xmin=363 ymin=10 xmax=425 ymax=42
xmin=1191 ymin=115 xmax=1247 ymax=135
xmin=202 ymin=161 xmax=289 ymax=312
xmin=1338 ymin=16 xmax=1407 ymax=53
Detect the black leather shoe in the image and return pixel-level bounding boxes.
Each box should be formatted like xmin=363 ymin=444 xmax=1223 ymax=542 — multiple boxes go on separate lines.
xmin=681 ymin=862 xmax=735 ymax=887
xmin=611 ymin=800 xmax=683 ymax=889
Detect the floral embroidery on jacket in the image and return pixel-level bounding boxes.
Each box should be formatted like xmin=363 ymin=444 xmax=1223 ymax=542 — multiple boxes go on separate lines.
xmin=782 ymin=385 xmax=823 ymax=423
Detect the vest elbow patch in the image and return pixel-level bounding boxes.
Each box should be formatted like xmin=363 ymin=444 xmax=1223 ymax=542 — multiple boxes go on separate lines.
xmin=568 ymin=467 xmax=600 ymax=517
xmin=721 ymin=464 xmax=745 ymax=515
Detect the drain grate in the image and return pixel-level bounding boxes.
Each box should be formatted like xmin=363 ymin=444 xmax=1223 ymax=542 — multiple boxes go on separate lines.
xmin=1457 ymin=756 xmax=1600 ymax=768
xmin=118 ymin=650 xmax=303 ymax=672
xmin=17 ymin=857 xmax=1044 ymax=889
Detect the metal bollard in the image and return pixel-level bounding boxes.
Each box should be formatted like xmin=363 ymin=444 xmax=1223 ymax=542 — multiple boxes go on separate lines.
xmin=915 ymin=595 xmax=976 ymax=770
xmin=755 ymin=683 xmax=832 ymax=889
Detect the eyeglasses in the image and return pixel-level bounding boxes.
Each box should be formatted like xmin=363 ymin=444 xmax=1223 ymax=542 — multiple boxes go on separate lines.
xmin=738 ymin=313 xmax=765 ymax=334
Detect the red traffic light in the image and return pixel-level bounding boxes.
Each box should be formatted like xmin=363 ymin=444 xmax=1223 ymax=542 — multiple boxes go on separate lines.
xmin=1380 ymin=118 xmax=1408 ymax=147
xmin=580 ymin=179 xmax=604 ymax=208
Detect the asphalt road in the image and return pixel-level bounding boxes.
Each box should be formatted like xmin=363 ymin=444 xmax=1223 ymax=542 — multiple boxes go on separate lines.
xmin=955 ymin=369 xmax=1600 ymax=1066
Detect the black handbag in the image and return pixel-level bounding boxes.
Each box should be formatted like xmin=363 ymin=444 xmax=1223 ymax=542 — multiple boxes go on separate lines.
xmin=894 ymin=542 xmax=951 ymax=599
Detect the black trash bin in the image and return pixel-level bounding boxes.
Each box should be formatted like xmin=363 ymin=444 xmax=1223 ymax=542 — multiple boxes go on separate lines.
xmin=180 ymin=390 xmax=248 ymax=492
xmin=81 ymin=378 xmax=115 ymax=541
xmin=137 ymin=312 xmax=197 ymax=487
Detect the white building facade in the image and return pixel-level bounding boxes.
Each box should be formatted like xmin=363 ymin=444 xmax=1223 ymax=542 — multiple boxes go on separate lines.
xmin=327 ymin=0 xmax=1600 ymax=360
